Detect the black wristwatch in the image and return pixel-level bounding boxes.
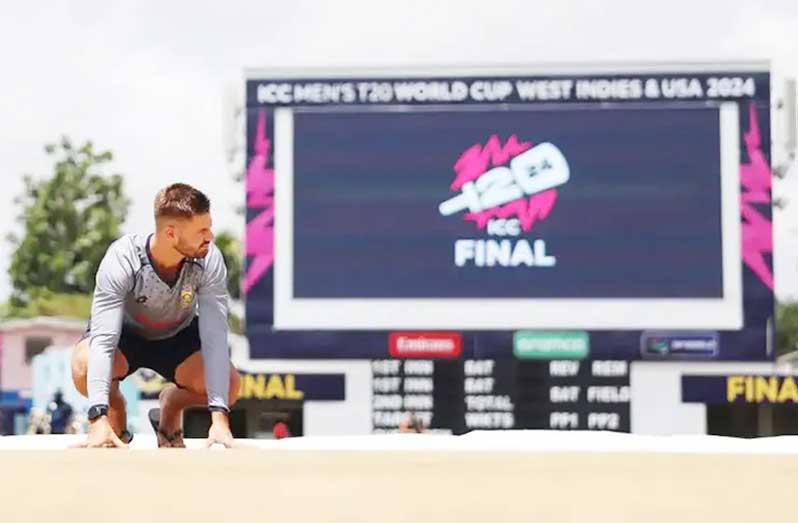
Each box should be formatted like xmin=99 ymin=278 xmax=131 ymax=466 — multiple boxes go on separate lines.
xmin=87 ymin=404 xmax=109 ymax=421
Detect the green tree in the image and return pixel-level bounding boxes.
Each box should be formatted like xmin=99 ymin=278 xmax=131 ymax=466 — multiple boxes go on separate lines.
xmin=214 ymin=230 xmax=243 ymax=301
xmin=214 ymin=230 xmax=244 ymax=334
xmin=5 ymin=289 xmax=93 ymax=320
xmin=777 ymin=301 xmax=798 ymax=356
xmin=7 ymin=137 xmax=129 ymax=310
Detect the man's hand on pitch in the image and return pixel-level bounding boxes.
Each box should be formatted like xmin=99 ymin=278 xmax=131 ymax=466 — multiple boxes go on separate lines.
xmin=205 ymin=411 xmax=234 ymax=448
xmin=77 ymin=416 xmax=128 ymax=449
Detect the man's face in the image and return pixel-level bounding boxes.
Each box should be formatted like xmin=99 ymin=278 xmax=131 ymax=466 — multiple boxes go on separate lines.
xmin=171 ymin=213 xmax=214 ymax=258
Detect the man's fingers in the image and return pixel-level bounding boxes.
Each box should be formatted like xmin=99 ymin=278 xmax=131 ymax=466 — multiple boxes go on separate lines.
xmin=204 ymin=437 xmax=234 ymax=449
xmin=70 ymin=434 xmax=128 ymax=449
xmin=112 ymin=435 xmax=129 ymax=448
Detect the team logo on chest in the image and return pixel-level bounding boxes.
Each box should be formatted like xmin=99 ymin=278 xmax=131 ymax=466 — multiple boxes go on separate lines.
xmin=180 ymin=284 xmax=195 ymax=307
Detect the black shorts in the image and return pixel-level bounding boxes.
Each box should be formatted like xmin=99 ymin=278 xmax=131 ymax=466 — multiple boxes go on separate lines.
xmin=86 ymin=317 xmax=201 ymax=384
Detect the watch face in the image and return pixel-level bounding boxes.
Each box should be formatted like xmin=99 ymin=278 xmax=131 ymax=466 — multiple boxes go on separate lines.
xmin=89 ymin=406 xmax=107 ymax=420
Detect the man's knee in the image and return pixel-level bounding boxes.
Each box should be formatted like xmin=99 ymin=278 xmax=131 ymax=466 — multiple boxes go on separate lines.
xmin=175 ymin=353 xmax=241 ymax=405
xmin=109 ymin=382 xmax=126 ymax=408
xmin=71 ymin=339 xmax=90 ymax=396
xmin=70 ymin=340 xmax=128 ymax=398
xmin=229 ymin=368 xmax=241 ymax=406
xmin=181 ymin=367 xmax=240 ymax=405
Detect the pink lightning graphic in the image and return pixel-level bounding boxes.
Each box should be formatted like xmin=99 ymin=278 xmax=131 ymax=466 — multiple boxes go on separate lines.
xmin=451 ymin=134 xmax=560 ymax=232
xmin=244 ymin=109 xmax=275 ymax=294
xmin=740 ymin=102 xmax=774 ymax=290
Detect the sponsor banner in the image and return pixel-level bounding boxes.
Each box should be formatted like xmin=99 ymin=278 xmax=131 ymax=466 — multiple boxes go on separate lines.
xmin=389 ymin=332 xmax=462 ymax=358
xmin=513 ymin=331 xmax=589 ymax=359
xmin=641 ymin=331 xmax=719 ymax=359
xmin=682 ymin=375 xmax=798 ymax=404
xmin=135 ymin=370 xmax=345 ymax=401
xmin=247 ymin=73 xmax=768 ymax=107
xmin=238 ymin=372 xmax=345 ymax=401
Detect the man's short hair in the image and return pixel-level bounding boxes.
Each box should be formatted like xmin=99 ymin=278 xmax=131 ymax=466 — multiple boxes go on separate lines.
xmin=154 ymin=183 xmax=210 ymax=222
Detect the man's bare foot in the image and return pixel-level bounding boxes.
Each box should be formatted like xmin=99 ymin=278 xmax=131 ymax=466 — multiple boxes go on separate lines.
xmin=157 ymin=384 xmax=186 ymax=448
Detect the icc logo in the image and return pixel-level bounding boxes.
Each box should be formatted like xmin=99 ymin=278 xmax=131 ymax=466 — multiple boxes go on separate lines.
xmin=438 ymin=135 xmax=570 ymax=268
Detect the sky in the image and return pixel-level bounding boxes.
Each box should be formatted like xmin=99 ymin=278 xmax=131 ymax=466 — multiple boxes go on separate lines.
xmin=0 ymin=0 xmax=797 ymax=300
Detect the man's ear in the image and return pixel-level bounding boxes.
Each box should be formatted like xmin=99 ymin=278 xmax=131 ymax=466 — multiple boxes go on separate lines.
xmin=164 ymin=224 xmax=176 ymax=241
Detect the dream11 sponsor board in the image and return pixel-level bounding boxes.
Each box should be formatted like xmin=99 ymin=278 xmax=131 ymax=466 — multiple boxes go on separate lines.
xmin=244 ymin=65 xmax=774 ymax=361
